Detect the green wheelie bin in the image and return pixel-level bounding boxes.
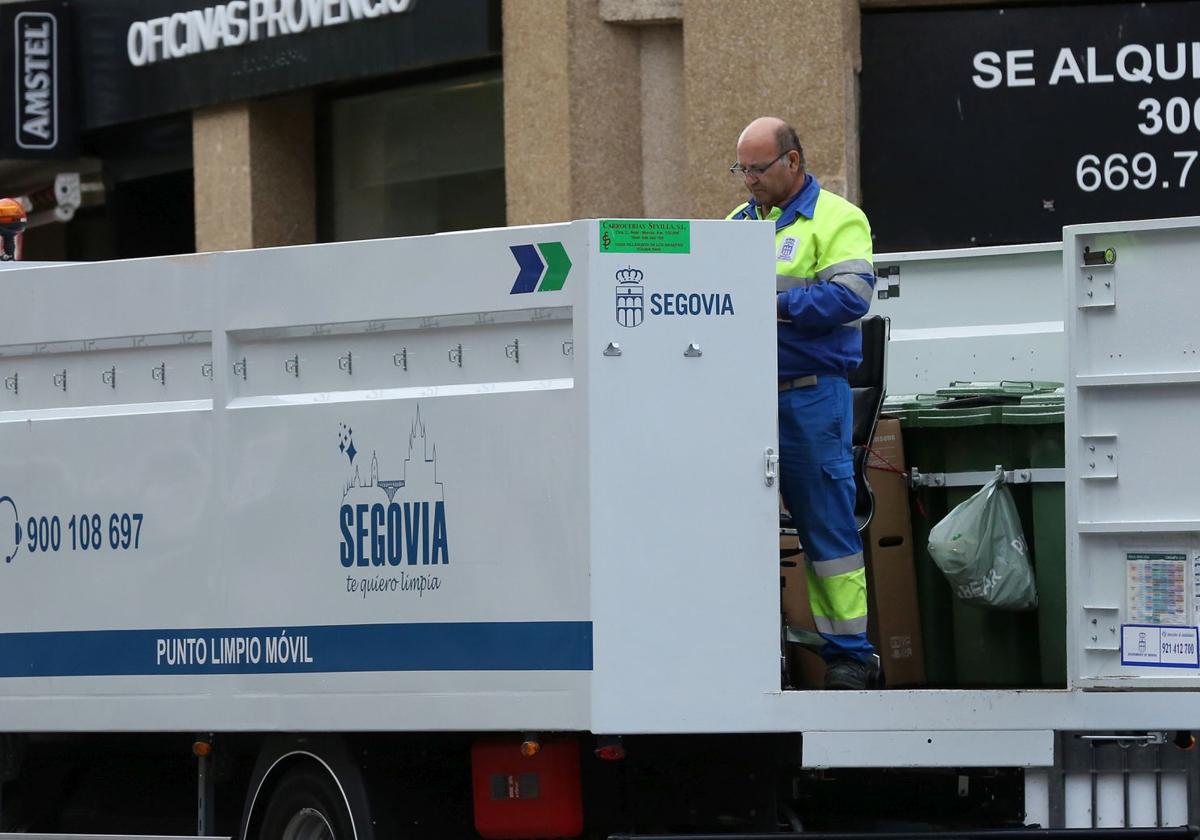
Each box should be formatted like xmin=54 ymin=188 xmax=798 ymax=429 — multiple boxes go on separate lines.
xmin=892 ymin=383 xmax=1065 ymax=687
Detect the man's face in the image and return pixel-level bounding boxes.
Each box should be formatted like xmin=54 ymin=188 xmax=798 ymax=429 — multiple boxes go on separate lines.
xmin=735 ymin=138 xmax=799 ymax=209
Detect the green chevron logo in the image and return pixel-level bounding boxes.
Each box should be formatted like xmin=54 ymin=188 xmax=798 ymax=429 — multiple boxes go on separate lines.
xmin=509 ymin=242 xmax=572 ymax=294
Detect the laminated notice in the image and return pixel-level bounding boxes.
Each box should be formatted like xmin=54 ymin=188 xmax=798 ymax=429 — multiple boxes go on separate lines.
xmin=1121 ymin=625 xmax=1199 ymax=668
xmin=1126 ymin=552 xmax=1188 ymax=625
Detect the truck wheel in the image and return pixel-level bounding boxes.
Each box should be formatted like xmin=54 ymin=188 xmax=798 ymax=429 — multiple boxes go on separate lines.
xmin=258 ymin=765 xmax=357 ymax=840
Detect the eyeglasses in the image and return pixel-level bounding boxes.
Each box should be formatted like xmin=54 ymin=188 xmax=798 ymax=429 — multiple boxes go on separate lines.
xmin=729 ymin=151 xmax=790 ymax=179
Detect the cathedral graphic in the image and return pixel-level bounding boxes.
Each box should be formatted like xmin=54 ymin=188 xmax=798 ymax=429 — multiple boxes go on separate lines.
xmin=340 ymin=407 xmax=445 ymax=504
xmin=338 ymin=406 xmax=449 ymax=567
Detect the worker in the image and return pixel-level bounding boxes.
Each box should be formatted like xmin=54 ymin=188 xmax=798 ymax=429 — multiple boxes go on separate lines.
xmin=727 ymin=117 xmax=879 ymax=690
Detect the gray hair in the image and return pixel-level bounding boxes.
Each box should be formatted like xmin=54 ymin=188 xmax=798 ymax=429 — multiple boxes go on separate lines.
xmin=775 ymin=124 xmax=806 ymax=170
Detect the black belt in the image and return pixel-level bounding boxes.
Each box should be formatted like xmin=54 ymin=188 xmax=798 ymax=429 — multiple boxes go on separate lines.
xmin=778 ymin=375 xmax=818 ymax=392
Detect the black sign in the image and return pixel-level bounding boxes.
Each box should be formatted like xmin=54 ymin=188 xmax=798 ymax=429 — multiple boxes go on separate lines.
xmin=0 ymin=1 xmax=77 ymax=158
xmin=72 ymin=0 xmax=499 ymax=130
xmin=862 ymin=1 xmax=1200 ymax=252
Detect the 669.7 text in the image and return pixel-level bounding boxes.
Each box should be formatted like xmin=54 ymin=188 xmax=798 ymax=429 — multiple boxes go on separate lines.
xmin=1076 ymin=150 xmax=1197 ymax=193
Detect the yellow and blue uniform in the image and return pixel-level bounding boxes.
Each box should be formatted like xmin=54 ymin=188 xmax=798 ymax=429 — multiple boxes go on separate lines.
xmin=729 ymin=174 xmax=876 ymax=663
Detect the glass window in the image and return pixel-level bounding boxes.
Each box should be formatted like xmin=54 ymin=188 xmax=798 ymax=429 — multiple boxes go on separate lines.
xmin=324 ymin=71 xmax=505 ymax=241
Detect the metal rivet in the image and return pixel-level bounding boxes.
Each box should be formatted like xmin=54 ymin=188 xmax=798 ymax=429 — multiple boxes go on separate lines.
xmin=604 ymin=342 xmax=622 ymax=357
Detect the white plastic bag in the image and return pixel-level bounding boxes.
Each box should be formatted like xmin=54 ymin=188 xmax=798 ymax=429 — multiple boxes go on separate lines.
xmin=927 ymin=473 xmax=1038 ymax=610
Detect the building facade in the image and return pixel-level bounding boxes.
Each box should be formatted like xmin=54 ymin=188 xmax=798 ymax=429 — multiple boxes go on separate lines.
xmin=0 ymin=0 xmax=1195 ymax=259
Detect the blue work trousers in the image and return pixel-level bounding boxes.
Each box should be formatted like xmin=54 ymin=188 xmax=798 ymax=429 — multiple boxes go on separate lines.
xmin=779 ymin=376 xmax=875 ymax=662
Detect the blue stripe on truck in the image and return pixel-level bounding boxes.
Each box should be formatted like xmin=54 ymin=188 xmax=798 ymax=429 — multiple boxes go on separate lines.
xmin=0 ymin=620 xmax=594 ymax=677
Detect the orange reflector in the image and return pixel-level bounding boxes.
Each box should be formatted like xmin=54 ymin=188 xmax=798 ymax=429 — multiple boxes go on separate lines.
xmin=0 ymin=198 xmax=25 ymax=226
xmin=1174 ymin=731 xmax=1195 ymax=751
xmin=594 ymin=744 xmax=626 ymax=761
xmin=192 ymin=740 xmax=212 ymax=757
xmin=519 ymin=738 xmax=541 ymax=758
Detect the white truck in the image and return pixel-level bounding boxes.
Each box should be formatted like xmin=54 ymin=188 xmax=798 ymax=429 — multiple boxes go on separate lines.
xmin=0 ymin=216 xmax=1196 ymax=840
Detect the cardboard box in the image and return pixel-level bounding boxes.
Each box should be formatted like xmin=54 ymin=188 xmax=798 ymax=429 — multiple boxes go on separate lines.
xmin=863 ymin=417 xmax=927 ymax=686
xmin=778 ymin=417 xmax=927 ymax=688
xmin=779 ymin=537 xmax=826 ymax=688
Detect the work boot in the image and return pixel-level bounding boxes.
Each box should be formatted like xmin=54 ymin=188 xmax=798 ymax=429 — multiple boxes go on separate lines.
xmin=823 ymin=655 xmax=881 ymax=690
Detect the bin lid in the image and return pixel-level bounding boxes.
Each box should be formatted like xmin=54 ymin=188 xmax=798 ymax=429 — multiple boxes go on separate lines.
xmin=1002 ymin=388 xmax=1065 ymax=424
xmin=897 ymin=382 xmax=1064 ymax=427
xmin=882 ymin=394 xmax=942 ymax=423
xmin=1018 ymin=388 xmax=1066 ymax=406
xmin=931 ymin=380 xmax=1063 ymax=409
xmin=908 ymin=404 xmax=1007 ymax=427
xmin=934 ymin=380 xmax=1062 ymax=397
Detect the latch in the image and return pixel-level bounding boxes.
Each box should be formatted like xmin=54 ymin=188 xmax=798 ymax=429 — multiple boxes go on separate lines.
xmin=765 ymin=447 xmax=779 ymax=487
xmin=1082 ymin=605 xmax=1120 ymax=651
xmin=1078 ymin=732 xmax=1166 ymax=746
xmin=874 ymin=264 xmax=901 ymax=300
xmin=1078 ymin=245 xmax=1116 ymax=309
xmin=1079 ymin=435 xmax=1118 ymax=480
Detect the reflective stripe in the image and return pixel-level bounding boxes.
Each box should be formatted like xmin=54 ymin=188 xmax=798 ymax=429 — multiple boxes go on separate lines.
xmin=816 ymin=259 xmax=875 ymax=282
xmin=806 ymin=565 xmax=869 ymax=632
xmin=776 ymin=274 xmax=816 ymax=292
xmin=813 ymin=614 xmax=870 ymax=636
xmin=778 ymin=272 xmax=873 ymax=301
xmin=831 ymin=274 xmax=874 ymax=303
xmin=810 ymin=551 xmax=865 ymax=578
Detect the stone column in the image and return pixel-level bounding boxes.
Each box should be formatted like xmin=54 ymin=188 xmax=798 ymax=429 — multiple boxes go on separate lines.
xmin=192 ymin=93 xmax=315 ymax=252
xmin=638 ymin=23 xmax=686 ymax=218
xmin=683 ymin=0 xmax=862 ymax=218
xmin=505 ymin=0 xmax=862 ymax=225
xmin=503 ymin=0 xmax=644 ymax=225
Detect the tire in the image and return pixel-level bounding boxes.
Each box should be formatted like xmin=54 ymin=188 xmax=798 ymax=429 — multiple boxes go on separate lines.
xmin=257 ymin=765 xmax=357 ymax=840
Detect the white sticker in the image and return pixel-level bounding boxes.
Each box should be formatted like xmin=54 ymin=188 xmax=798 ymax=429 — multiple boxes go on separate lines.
xmin=1121 ymin=625 xmax=1200 ymax=668
xmin=777 ymin=237 xmax=798 ymax=262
